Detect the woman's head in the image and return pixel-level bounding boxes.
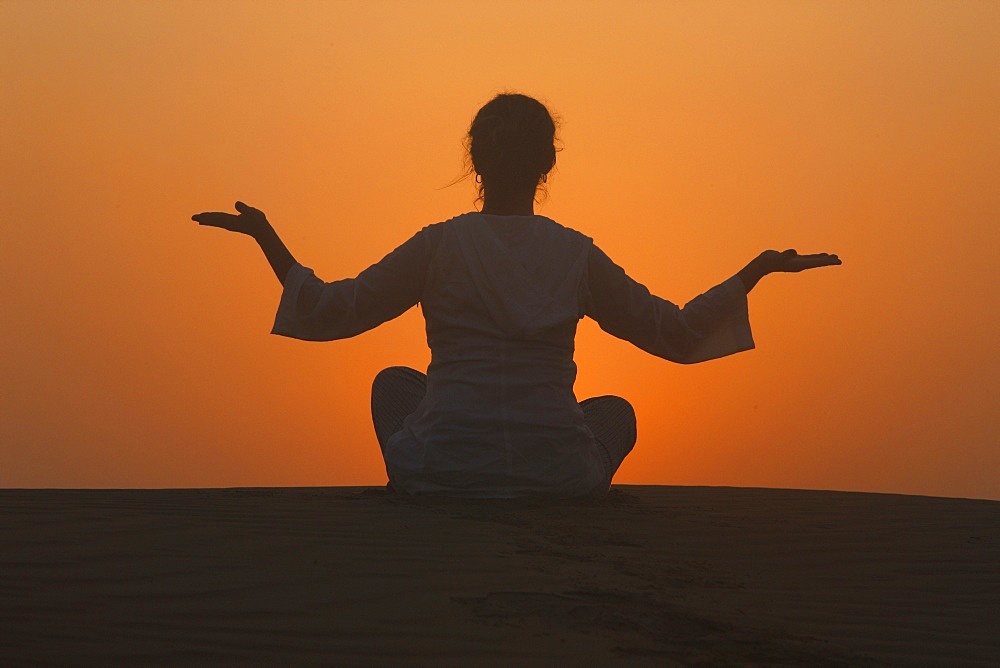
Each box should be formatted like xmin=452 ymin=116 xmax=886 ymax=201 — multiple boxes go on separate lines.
xmin=466 ymin=93 xmax=558 ymax=201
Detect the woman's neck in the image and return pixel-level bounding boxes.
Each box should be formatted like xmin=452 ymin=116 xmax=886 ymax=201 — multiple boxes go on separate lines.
xmin=480 ymin=190 xmax=535 ymax=216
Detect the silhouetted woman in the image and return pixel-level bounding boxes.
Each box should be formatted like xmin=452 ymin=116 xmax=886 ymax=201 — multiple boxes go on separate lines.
xmin=194 ymin=93 xmax=839 ymax=497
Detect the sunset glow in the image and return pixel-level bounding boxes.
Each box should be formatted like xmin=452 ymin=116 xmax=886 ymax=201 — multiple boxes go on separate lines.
xmin=2 ymin=1 xmax=997 ymax=498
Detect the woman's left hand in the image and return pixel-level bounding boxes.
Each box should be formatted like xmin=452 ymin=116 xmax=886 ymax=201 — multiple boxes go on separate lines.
xmin=192 ymin=201 xmax=269 ymax=238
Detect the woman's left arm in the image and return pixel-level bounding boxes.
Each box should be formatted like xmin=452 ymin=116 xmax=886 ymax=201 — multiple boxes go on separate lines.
xmin=193 ymin=201 xmax=296 ymax=284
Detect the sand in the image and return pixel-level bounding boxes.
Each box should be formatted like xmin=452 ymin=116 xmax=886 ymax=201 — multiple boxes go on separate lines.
xmin=2 ymin=485 xmax=998 ymax=665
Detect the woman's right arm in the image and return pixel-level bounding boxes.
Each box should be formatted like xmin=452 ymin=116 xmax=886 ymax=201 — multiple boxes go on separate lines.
xmin=584 ymin=246 xmax=840 ymax=364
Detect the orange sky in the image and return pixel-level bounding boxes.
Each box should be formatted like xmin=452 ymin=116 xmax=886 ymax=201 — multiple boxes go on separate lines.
xmin=2 ymin=1 xmax=998 ymax=499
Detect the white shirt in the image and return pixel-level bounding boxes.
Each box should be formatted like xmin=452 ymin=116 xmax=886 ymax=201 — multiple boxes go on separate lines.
xmin=272 ymin=213 xmax=754 ymax=497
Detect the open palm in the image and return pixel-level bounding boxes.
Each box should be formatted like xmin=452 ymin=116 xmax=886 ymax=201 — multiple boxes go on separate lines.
xmin=762 ymin=249 xmax=841 ymax=273
xmin=192 ymin=201 xmax=267 ymax=237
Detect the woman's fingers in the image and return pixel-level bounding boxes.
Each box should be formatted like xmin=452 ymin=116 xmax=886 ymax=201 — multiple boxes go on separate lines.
xmin=193 ymin=211 xmax=232 ymax=226
xmin=193 ymin=202 xmax=267 ymax=236
xmin=192 ymin=210 xmax=249 ymax=234
xmin=235 ymin=201 xmax=266 ymax=220
xmin=784 ymin=253 xmax=842 ymax=271
xmin=799 ymin=252 xmax=841 ymax=265
xmin=192 ymin=212 xmax=223 ymax=224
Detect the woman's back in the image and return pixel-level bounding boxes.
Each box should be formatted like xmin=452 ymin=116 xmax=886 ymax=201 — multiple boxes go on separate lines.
xmin=388 ymin=212 xmax=607 ymax=497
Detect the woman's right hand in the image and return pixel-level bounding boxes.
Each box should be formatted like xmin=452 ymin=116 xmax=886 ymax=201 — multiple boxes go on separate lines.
xmin=758 ymin=249 xmax=841 ymax=274
xmin=192 ymin=201 xmax=269 ymax=238
xmin=738 ymin=249 xmax=841 ymax=292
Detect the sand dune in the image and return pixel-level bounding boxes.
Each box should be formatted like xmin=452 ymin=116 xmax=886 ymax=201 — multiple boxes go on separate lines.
xmin=2 ymin=486 xmax=998 ymax=665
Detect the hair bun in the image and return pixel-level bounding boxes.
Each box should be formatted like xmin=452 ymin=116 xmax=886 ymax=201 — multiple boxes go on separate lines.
xmin=467 ymin=94 xmax=557 ymax=193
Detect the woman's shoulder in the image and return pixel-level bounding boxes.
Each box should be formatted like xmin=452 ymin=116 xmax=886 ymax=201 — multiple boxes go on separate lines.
xmin=439 ymin=211 xmax=592 ymax=243
xmin=534 ymin=215 xmax=592 ymax=243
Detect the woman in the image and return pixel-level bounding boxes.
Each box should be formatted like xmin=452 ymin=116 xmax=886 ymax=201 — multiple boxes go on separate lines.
xmin=194 ymin=93 xmax=840 ymax=497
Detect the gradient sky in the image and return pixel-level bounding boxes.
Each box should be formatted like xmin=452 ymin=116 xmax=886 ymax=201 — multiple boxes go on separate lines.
xmin=2 ymin=1 xmax=997 ymax=499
